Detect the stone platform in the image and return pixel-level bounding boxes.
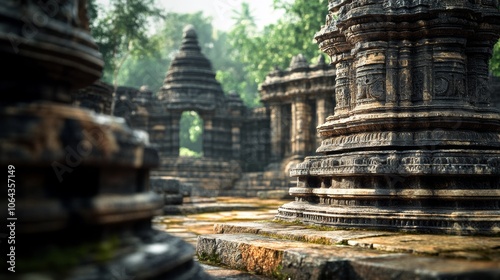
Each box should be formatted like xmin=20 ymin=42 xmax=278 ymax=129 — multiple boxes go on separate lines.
xmin=197 ymin=222 xmax=500 ymax=279
xmin=155 ymin=198 xmax=287 ymax=279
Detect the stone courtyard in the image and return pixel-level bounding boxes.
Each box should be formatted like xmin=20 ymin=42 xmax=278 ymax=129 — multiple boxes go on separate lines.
xmin=159 ymin=197 xmax=500 ymax=279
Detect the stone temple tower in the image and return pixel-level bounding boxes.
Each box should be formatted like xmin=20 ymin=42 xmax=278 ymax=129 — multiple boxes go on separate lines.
xmin=277 ymin=0 xmax=500 ymax=235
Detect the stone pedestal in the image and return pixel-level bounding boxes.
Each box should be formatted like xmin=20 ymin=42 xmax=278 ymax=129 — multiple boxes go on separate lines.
xmin=0 ymin=1 xmax=210 ymax=278
xmin=277 ymin=0 xmax=500 ymax=235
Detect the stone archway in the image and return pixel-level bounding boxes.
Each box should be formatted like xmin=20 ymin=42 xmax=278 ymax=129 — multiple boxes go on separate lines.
xmin=179 ymin=110 xmax=203 ymax=157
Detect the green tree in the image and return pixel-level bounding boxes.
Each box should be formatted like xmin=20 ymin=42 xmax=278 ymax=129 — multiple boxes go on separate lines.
xmin=113 ymin=33 xmax=167 ymax=93
xmin=227 ymin=0 xmax=328 ymax=90
xmin=491 ymin=41 xmax=500 ymax=76
xmin=219 ymin=0 xmax=328 ymax=107
xmin=179 ymin=111 xmax=203 ymax=157
xmin=89 ymin=0 xmax=163 ymax=87
xmin=220 ymin=3 xmax=261 ymax=106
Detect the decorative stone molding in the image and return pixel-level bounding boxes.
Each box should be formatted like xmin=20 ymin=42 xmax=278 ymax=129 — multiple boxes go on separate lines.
xmin=278 ymin=0 xmax=500 ymax=235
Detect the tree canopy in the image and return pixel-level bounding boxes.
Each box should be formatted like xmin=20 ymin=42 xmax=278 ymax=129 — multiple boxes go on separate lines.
xmin=88 ymin=0 xmax=163 ymax=88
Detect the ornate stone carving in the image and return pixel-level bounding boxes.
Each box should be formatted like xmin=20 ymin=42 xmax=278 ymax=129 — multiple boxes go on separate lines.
xmin=260 ymin=54 xmax=336 ymax=168
xmin=278 ymin=0 xmax=500 ymax=235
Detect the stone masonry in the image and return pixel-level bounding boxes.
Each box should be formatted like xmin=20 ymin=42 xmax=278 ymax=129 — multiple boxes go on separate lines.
xmin=260 ymin=54 xmax=336 ymax=172
xmin=277 ymin=0 xmax=500 ymax=235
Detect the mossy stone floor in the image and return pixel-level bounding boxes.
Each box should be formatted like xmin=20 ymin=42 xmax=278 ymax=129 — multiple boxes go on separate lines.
xmin=153 ymin=198 xmax=500 ymax=279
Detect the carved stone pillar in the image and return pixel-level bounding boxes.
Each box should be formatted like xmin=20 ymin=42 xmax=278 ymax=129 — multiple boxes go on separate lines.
xmin=171 ymin=116 xmax=181 ymax=157
xmin=291 ymin=97 xmax=311 ymax=159
xmin=278 ymin=0 xmax=500 ymax=235
xmin=316 ymin=96 xmax=334 ymax=148
xmin=270 ymin=104 xmax=283 ymax=161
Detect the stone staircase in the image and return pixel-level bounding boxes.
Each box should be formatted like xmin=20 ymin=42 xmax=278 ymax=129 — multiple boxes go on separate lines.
xmin=196 ymin=222 xmax=500 ymax=280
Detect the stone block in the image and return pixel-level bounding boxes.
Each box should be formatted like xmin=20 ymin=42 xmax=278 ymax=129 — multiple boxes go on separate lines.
xmin=150 ymin=178 xmax=182 ymax=194
xmin=348 ymin=255 xmax=500 ymax=280
xmin=164 ymin=194 xmax=184 ymax=205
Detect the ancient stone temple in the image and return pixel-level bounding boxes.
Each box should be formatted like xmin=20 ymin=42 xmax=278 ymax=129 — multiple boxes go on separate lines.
xmin=0 ymin=1 xmax=210 ymax=278
xmin=112 ymin=25 xmax=273 ymax=195
xmin=260 ymin=54 xmax=336 ymax=171
xmin=278 ymin=0 xmax=500 ymax=235
xmin=151 ymin=25 xmax=244 ymax=192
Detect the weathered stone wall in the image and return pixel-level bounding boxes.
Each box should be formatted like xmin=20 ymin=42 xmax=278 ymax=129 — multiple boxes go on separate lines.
xmin=491 ymin=75 xmax=500 ymax=109
xmin=241 ymin=107 xmax=272 ymax=172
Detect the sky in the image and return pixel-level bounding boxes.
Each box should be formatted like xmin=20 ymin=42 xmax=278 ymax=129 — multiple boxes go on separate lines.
xmin=96 ymin=0 xmax=285 ymax=32
xmin=158 ymin=0 xmax=284 ymax=31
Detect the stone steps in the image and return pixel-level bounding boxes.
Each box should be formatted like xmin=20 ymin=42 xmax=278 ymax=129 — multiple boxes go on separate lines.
xmin=196 ymin=222 xmax=500 ymax=280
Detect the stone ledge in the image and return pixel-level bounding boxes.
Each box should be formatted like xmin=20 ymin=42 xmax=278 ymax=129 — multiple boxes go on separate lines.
xmin=214 ymin=222 xmax=500 ymax=259
xmin=163 ymin=203 xmax=258 ymax=215
xmin=197 ymin=222 xmax=500 ymax=279
xmin=197 ymin=233 xmax=393 ymax=279
xmin=214 ymin=222 xmax=398 ymax=245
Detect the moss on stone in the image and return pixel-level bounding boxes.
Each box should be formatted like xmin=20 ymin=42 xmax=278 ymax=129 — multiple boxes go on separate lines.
xmin=197 ymin=251 xmax=222 ymax=265
xmin=18 ymin=235 xmax=120 ymax=273
xmin=271 ymin=264 xmax=290 ymax=280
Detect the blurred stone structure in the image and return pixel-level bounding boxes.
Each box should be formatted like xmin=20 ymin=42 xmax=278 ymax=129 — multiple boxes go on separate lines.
xmin=72 ymin=80 xmax=114 ymax=114
xmin=0 ymin=1 xmax=210 ymax=279
xmin=260 ymin=54 xmax=336 ymax=172
xmin=150 ymin=178 xmax=191 ymax=206
xmin=114 ymin=26 xmax=274 ymax=196
xmin=278 ymin=0 xmax=500 ymax=235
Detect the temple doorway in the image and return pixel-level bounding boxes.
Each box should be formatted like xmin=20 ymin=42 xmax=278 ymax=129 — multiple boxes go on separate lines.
xmin=179 ymin=111 xmax=203 ymax=157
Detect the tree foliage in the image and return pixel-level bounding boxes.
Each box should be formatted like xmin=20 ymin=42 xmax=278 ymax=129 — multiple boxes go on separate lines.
xmin=89 ymin=0 xmax=163 ymax=87
xmin=180 ymin=111 xmax=203 ymax=157
xmin=226 ymin=0 xmax=328 ymax=88
xmin=490 ymin=41 xmax=500 ymax=76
